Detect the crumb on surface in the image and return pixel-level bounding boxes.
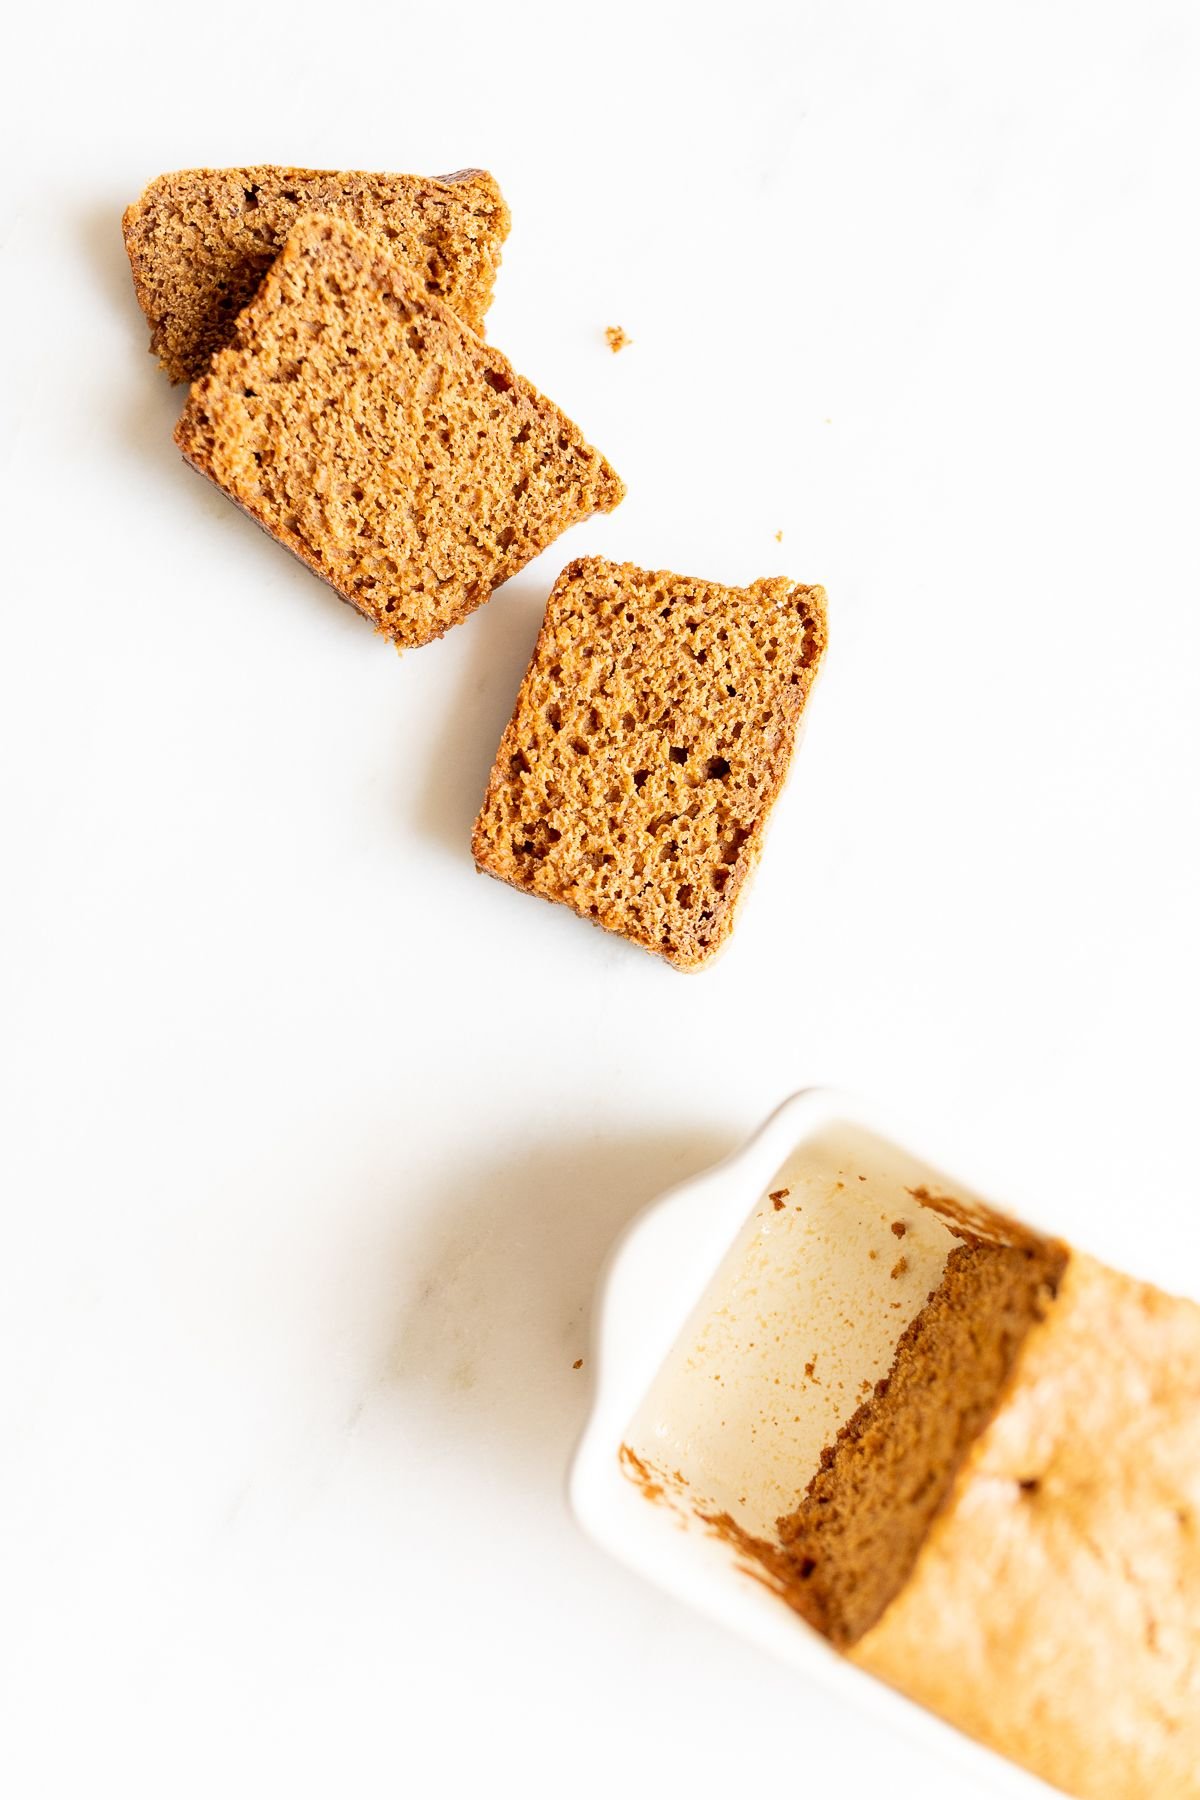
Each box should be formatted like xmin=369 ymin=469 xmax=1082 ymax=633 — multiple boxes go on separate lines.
xmin=775 ymin=529 xmax=783 ymax=542
xmin=770 ymin=1187 xmax=790 ymax=1210
xmin=572 ymin=1357 xmax=583 ymax=1369
xmin=891 ymin=1257 xmax=909 ymax=1280
xmin=892 ymin=1221 xmax=908 ymax=1238
xmin=605 ymin=324 xmax=631 ymax=353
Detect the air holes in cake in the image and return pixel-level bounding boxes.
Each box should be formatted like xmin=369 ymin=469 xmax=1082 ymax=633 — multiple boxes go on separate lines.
xmin=406 ymin=327 xmax=425 ymax=353
xmin=677 ymin=883 xmax=694 ymax=907
xmin=712 ymin=868 xmax=730 ymax=893
xmin=243 ymin=186 xmax=261 ymax=209
xmin=722 ymin=827 xmax=749 ymax=863
xmin=243 ymin=387 xmax=258 ymax=399
xmin=706 ymin=756 xmax=731 ymax=780
xmin=669 ymin=746 xmax=688 ymax=764
xmin=281 ymin=190 xmax=300 ymax=203
xmin=1017 ymin=1478 xmax=1041 ymax=1496
xmin=513 ymin=423 xmax=531 ymax=447
xmin=571 ymin=738 xmax=588 ymax=756
xmin=633 ymin=769 xmax=649 ymax=791
xmin=497 ymin=526 xmax=517 ymax=550
xmin=622 ymin=712 xmax=635 ymax=732
xmin=509 ymin=751 xmax=530 ymax=779
xmin=797 ymin=1558 xmax=817 ymax=1580
xmin=546 ymin=703 xmax=562 ymax=731
xmin=350 ymin=485 xmax=365 ymax=502
xmin=587 ymin=707 xmax=601 ymax=734
xmin=726 ymin=684 xmax=737 ymax=698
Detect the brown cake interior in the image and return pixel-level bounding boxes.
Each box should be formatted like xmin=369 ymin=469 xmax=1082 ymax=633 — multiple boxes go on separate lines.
xmin=764 ymin=1236 xmax=1067 ymax=1647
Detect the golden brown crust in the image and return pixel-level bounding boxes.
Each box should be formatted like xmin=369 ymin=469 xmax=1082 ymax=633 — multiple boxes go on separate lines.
xmin=173 ymin=215 xmax=622 ymax=650
xmin=852 ymin=1255 xmax=1200 ymax=1799
xmin=123 ymin=165 xmax=510 ymax=381
xmin=471 ymin=557 xmax=827 ymax=967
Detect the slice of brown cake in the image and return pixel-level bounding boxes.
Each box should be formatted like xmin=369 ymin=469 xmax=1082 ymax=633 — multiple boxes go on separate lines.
xmin=471 ymin=558 xmax=828 ymax=968
xmin=173 ymin=215 xmax=624 ymax=650
xmin=124 ymin=165 xmax=510 ymax=382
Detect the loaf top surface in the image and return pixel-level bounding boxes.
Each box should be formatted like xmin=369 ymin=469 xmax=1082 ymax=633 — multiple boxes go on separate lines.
xmin=852 ymin=1252 xmax=1200 ymax=1800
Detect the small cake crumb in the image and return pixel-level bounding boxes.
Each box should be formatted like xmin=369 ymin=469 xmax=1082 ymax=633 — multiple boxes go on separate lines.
xmin=775 ymin=530 xmax=784 ymax=542
xmin=891 ymin=1221 xmax=908 ymax=1238
xmin=605 ymin=324 xmax=631 ymax=353
xmin=770 ymin=1188 xmax=790 ymax=1210
xmin=891 ymin=1257 xmax=909 ymax=1280
xmin=572 ymin=1357 xmax=583 ymax=1369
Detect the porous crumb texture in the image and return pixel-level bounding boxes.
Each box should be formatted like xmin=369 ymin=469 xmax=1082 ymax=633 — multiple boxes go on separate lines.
xmin=174 ymin=215 xmax=623 ymax=649
xmin=471 ymin=558 xmax=827 ymax=968
xmin=773 ymin=1239 xmax=1066 ymax=1647
xmin=853 ymin=1254 xmax=1200 ymax=1800
xmin=124 ymin=165 xmax=510 ymax=382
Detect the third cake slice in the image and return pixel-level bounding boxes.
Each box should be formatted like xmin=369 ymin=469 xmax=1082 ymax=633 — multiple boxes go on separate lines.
xmin=125 ymin=165 xmax=510 ymax=382
xmin=174 ymin=215 xmax=624 ymax=649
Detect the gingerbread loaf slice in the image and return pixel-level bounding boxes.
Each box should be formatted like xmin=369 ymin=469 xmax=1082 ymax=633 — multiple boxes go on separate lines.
xmin=125 ymin=166 xmax=510 ymax=382
xmin=472 ymin=558 xmax=827 ymax=968
xmin=174 ymin=215 xmax=623 ymax=650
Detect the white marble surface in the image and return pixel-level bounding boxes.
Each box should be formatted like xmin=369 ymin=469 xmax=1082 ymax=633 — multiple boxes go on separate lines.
xmin=3 ymin=3 xmax=1199 ymax=1795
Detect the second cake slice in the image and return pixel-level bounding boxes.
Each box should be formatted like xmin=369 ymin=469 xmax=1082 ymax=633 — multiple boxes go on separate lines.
xmin=473 ymin=557 xmax=827 ymax=967
xmin=175 ymin=214 xmax=623 ymax=649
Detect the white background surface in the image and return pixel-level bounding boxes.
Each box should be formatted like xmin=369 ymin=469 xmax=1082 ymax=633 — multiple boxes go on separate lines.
xmin=3 ymin=3 xmax=1199 ymax=1795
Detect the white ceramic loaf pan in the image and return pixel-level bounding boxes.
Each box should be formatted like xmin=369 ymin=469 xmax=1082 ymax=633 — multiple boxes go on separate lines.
xmin=568 ymin=1088 xmax=1063 ymax=1799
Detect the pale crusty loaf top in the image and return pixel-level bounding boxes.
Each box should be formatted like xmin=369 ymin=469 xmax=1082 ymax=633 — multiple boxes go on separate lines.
xmin=174 ymin=215 xmax=623 ymax=651
xmin=472 ymin=557 xmax=827 ymax=968
xmin=124 ymin=166 xmax=510 ymax=382
xmin=851 ymin=1253 xmax=1200 ymax=1800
